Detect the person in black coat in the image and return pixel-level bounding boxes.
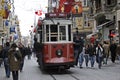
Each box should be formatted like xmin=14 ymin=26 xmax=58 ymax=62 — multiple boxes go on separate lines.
xmin=110 ymin=41 xmax=117 ymax=63
xmin=89 ymin=43 xmax=96 ymax=67
xmin=2 ymin=42 xmax=11 ymax=78
xmin=73 ymin=35 xmax=84 ymax=66
xmin=33 ymin=38 xmax=43 ymax=64
xmin=26 ymin=46 xmax=32 ymax=60
xmin=18 ymin=43 xmax=26 ymax=72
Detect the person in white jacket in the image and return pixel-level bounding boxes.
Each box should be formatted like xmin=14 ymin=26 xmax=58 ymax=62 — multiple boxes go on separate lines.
xmin=96 ymin=43 xmax=104 ymax=69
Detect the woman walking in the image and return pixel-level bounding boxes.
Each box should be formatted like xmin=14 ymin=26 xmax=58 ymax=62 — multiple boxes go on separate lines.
xmin=96 ymin=43 xmax=104 ymax=69
xmin=103 ymin=41 xmax=109 ymax=64
xmin=84 ymin=44 xmax=90 ymax=67
xmin=8 ymin=43 xmax=22 ymax=80
xmin=110 ymin=41 xmax=117 ymax=63
xmin=89 ymin=43 xmax=96 ymax=67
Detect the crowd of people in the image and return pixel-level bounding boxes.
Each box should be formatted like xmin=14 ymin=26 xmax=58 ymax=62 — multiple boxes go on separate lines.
xmin=0 ymin=42 xmax=32 ymax=80
xmin=0 ymin=36 xmax=120 ymax=80
xmin=74 ymin=35 xmax=120 ymax=69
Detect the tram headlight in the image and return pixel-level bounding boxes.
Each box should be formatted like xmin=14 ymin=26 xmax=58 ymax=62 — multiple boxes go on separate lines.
xmin=56 ymin=49 xmax=63 ymax=57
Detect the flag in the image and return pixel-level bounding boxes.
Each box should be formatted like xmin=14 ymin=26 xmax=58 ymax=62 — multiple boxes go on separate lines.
xmin=5 ymin=20 xmax=9 ymax=26
xmin=35 ymin=10 xmax=43 ymax=16
xmin=10 ymin=27 xmax=15 ymax=33
xmin=14 ymin=34 xmax=18 ymax=40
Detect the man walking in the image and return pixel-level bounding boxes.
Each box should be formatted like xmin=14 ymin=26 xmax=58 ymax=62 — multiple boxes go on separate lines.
xmin=2 ymin=42 xmax=10 ymax=78
xmin=73 ymin=35 xmax=83 ymax=66
xmin=110 ymin=41 xmax=117 ymax=63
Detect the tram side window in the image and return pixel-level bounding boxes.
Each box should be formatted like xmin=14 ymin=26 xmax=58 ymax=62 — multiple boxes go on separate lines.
xmin=46 ymin=25 xmax=49 ymax=41
xmin=59 ymin=26 xmax=66 ymax=41
xmin=50 ymin=25 xmax=58 ymax=41
xmin=68 ymin=25 xmax=71 ymax=41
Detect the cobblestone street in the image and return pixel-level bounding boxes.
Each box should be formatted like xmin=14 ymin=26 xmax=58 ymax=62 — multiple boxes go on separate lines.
xmin=0 ymin=56 xmax=120 ymax=80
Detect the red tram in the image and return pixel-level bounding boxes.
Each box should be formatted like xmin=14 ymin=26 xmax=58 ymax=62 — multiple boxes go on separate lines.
xmin=34 ymin=13 xmax=75 ymax=70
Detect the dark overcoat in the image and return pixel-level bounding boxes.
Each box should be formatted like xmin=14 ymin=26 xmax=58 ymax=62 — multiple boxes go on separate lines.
xmin=8 ymin=48 xmax=22 ymax=71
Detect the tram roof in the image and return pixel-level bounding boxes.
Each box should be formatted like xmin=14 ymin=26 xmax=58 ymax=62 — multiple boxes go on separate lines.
xmin=43 ymin=19 xmax=72 ymax=25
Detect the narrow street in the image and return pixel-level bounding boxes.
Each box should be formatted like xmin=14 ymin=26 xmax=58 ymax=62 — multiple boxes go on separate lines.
xmin=0 ymin=56 xmax=120 ymax=80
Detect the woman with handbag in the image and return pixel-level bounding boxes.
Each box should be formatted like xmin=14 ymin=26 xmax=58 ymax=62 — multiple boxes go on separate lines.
xmin=96 ymin=43 xmax=104 ymax=69
xmin=8 ymin=43 xmax=22 ymax=80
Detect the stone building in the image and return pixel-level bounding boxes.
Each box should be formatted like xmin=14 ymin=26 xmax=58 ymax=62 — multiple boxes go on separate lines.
xmin=89 ymin=0 xmax=117 ymax=42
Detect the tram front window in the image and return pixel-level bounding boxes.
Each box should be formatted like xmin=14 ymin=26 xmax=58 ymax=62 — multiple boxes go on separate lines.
xmin=50 ymin=25 xmax=58 ymax=41
xmin=59 ymin=26 xmax=66 ymax=41
xmin=46 ymin=24 xmax=68 ymax=42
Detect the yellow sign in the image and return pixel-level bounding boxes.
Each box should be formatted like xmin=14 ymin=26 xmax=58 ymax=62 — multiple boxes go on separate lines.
xmin=0 ymin=9 xmax=6 ymax=17
xmin=75 ymin=17 xmax=83 ymax=29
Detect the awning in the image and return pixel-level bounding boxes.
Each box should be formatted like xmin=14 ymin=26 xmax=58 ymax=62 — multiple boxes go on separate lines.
xmin=96 ymin=20 xmax=114 ymax=29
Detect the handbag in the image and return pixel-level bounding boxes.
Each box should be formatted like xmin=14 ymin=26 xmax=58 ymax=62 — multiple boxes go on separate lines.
xmin=14 ymin=51 xmax=21 ymax=61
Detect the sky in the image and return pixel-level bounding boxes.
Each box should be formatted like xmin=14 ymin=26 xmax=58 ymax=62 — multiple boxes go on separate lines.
xmin=14 ymin=0 xmax=48 ymax=36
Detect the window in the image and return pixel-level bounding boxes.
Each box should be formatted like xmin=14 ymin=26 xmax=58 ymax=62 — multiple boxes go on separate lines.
xmin=83 ymin=13 xmax=88 ymax=27
xmin=50 ymin=25 xmax=58 ymax=41
xmin=107 ymin=0 xmax=111 ymax=5
xmin=83 ymin=0 xmax=88 ymax=6
xmin=46 ymin=25 xmax=49 ymax=41
xmin=106 ymin=0 xmax=116 ymax=6
xmin=45 ymin=24 xmax=71 ymax=42
xmin=68 ymin=25 xmax=71 ymax=41
xmin=95 ymin=0 xmax=101 ymax=9
xmin=59 ymin=26 xmax=66 ymax=41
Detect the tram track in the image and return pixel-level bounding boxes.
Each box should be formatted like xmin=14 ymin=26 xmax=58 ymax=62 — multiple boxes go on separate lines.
xmin=49 ymin=71 xmax=80 ymax=80
xmin=69 ymin=74 xmax=80 ymax=80
xmin=49 ymin=73 xmax=57 ymax=80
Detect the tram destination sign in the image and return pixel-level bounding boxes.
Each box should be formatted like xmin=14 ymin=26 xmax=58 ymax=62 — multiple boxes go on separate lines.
xmin=45 ymin=13 xmax=67 ymax=18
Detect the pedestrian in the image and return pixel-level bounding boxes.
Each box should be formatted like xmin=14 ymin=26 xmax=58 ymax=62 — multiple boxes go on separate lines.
xmin=110 ymin=41 xmax=117 ymax=63
xmin=33 ymin=38 xmax=43 ymax=63
xmin=0 ymin=46 xmax=3 ymax=67
xmin=116 ymin=44 xmax=120 ymax=62
xmin=89 ymin=43 xmax=96 ymax=67
xmin=27 ymin=45 xmax=32 ymax=60
xmin=2 ymin=42 xmax=10 ymax=78
xmin=73 ymin=35 xmax=83 ymax=66
xmin=103 ymin=41 xmax=110 ymax=64
xmin=84 ymin=44 xmax=90 ymax=67
xmin=18 ymin=42 xmax=26 ymax=72
xmin=96 ymin=43 xmax=104 ymax=69
xmin=8 ymin=43 xmax=22 ymax=80
xmin=79 ymin=46 xmax=85 ymax=68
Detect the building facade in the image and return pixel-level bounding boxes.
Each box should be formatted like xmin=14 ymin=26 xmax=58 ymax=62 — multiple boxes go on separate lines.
xmin=0 ymin=0 xmax=21 ymax=47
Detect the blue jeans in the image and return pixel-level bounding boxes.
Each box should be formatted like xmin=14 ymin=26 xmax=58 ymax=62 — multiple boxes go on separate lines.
xmin=97 ymin=56 xmax=103 ymax=69
xmin=89 ymin=56 xmax=95 ymax=67
xmin=3 ymin=58 xmax=10 ymax=77
xmin=79 ymin=53 xmax=84 ymax=67
xmin=118 ymin=55 xmax=120 ymax=62
xmin=74 ymin=49 xmax=80 ymax=66
xmin=84 ymin=54 xmax=89 ymax=67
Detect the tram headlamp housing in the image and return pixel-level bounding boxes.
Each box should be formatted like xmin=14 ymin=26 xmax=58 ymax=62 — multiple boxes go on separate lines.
xmin=56 ymin=49 xmax=63 ymax=57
